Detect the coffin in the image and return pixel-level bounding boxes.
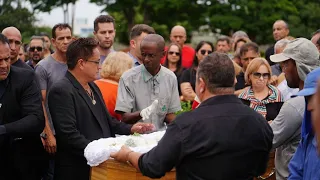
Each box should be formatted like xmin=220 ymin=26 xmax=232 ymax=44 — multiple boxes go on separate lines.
xmin=90 ymin=159 xmax=176 ymax=180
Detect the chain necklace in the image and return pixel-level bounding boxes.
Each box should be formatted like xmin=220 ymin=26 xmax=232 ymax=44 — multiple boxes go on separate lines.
xmin=85 ymin=87 xmax=96 ymax=105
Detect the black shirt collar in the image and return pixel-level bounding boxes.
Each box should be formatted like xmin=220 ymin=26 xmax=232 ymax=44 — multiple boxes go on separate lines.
xmin=199 ymin=94 xmax=242 ymax=108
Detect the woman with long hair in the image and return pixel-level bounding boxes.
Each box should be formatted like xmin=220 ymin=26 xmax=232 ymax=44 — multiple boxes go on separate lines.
xmin=180 ymin=41 xmax=214 ymax=101
xmin=163 ymin=43 xmax=184 ymax=95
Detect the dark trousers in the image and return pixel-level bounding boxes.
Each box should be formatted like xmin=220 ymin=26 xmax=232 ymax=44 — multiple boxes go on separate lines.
xmin=0 ymin=136 xmax=48 ymax=180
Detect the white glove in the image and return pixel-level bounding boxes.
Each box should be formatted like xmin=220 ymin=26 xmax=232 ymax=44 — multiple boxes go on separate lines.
xmin=140 ymin=100 xmax=158 ymax=121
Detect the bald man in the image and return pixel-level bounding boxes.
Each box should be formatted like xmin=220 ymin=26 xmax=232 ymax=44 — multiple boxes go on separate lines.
xmin=116 ymin=34 xmax=181 ymax=130
xmin=2 ymin=27 xmax=32 ymax=70
xmin=160 ymin=25 xmax=195 ymax=68
xmin=265 ymin=20 xmax=290 ymax=65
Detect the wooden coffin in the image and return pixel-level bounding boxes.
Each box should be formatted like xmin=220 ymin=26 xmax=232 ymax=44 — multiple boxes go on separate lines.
xmin=90 ymin=159 xmax=176 ymax=180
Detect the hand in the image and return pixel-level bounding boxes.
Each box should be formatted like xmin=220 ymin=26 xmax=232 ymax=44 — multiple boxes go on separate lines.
xmin=110 ymin=145 xmax=133 ymax=163
xmin=131 ymin=122 xmax=155 ymax=134
xmin=43 ymin=131 xmax=56 ymax=154
xmin=140 ymin=100 xmax=158 ymax=120
xmin=270 ymin=75 xmax=278 ymax=86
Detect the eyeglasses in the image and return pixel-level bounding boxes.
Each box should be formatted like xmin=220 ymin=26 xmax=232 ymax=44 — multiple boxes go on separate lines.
xmin=200 ymin=50 xmax=212 ymax=55
xmin=29 ymin=46 xmax=43 ymax=52
xmin=8 ymin=39 xmax=22 ymax=46
xmin=168 ymin=51 xmax=180 ymax=56
xmin=141 ymin=53 xmax=157 ymax=58
xmin=86 ymin=59 xmax=100 ymax=65
xmin=253 ymin=72 xmax=270 ymax=79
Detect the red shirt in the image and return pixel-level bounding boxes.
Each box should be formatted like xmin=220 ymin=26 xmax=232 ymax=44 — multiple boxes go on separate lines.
xmin=161 ymin=45 xmax=195 ymax=68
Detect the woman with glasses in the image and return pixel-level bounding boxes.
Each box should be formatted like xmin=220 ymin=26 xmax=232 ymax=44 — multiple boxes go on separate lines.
xmin=163 ymin=43 xmax=184 ymax=95
xmin=239 ymin=58 xmax=284 ymax=121
xmin=180 ymin=41 xmax=214 ymax=101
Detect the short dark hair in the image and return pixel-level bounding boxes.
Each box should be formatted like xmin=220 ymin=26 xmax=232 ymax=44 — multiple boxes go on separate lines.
xmin=0 ymin=33 xmax=9 ymax=45
xmin=66 ymin=37 xmax=98 ymax=70
xmin=217 ymin=36 xmax=231 ymax=44
xmin=239 ymin=42 xmax=259 ymax=57
xmin=52 ymin=23 xmax=72 ymax=39
xmin=94 ymin=15 xmax=115 ymax=32
xmin=197 ymin=52 xmax=235 ymax=94
xmin=192 ymin=41 xmax=214 ymax=67
xmin=130 ymin=24 xmax=155 ymax=40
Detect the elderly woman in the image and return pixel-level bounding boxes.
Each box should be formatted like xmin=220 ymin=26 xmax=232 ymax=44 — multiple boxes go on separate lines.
xmin=95 ymin=52 xmax=133 ymax=120
xmin=180 ymin=41 xmax=214 ymax=101
xmin=239 ymin=58 xmax=284 ymax=121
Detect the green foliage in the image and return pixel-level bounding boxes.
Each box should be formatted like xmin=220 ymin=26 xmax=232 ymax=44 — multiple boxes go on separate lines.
xmin=175 ymin=101 xmax=192 ymax=116
xmin=90 ymin=0 xmax=320 ymax=45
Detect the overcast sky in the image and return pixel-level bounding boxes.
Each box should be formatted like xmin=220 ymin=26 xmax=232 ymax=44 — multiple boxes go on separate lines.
xmin=36 ymin=0 xmax=105 ymax=27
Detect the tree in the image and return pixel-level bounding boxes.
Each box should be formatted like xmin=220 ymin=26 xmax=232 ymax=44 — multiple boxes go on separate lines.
xmin=29 ymin=0 xmax=78 ymax=30
xmin=0 ymin=0 xmax=37 ymax=42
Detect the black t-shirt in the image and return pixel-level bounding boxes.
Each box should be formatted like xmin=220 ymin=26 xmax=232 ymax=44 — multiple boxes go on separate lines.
xmin=265 ymin=45 xmax=275 ymax=66
xmin=180 ymin=68 xmax=197 ymax=91
xmin=235 ymin=72 xmax=246 ymax=90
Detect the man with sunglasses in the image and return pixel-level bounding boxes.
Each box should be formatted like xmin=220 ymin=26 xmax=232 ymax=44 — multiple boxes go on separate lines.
xmin=27 ymin=36 xmax=45 ymax=69
xmin=2 ymin=27 xmax=32 ymax=70
xmin=269 ymin=38 xmax=320 ymax=180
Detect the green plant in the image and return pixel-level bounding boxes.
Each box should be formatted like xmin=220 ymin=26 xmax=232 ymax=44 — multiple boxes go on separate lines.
xmin=175 ymin=101 xmax=192 ymax=115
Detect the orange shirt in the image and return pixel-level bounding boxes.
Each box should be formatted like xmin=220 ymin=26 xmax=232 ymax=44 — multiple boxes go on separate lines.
xmin=94 ymin=79 xmax=121 ymax=121
xmin=161 ymin=45 xmax=195 ymax=68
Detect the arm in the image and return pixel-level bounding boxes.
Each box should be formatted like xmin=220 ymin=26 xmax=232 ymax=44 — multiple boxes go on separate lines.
xmin=288 ymin=140 xmax=305 ymax=179
xmin=111 ymin=122 xmax=183 ymax=179
xmin=3 ymin=72 xmax=44 ymax=134
xmin=165 ymin=79 xmax=181 ymax=123
xmin=180 ymin=82 xmax=196 ymax=101
xmin=271 ymin=100 xmax=304 ymax=148
xmin=165 ymin=113 xmax=176 ymax=123
xmin=115 ymin=77 xmax=139 ymax=124
xmin=48 ymin=87 xmax=91 ymax=156
xmin=34 ymin=65 xmax=56 ymax=153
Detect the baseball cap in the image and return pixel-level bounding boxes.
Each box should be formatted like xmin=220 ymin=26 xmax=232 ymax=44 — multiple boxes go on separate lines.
xmin=270 ymin=38 xmax=320 ymax=81
xmin=296 ymin=67 xmax=320 ymax=96
xmin=270 ymin=38 xmax=319 ymax=63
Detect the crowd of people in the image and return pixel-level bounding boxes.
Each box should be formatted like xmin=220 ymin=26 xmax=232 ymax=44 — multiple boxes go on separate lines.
xmin=0 ymin=14 xmax=320 ymax=180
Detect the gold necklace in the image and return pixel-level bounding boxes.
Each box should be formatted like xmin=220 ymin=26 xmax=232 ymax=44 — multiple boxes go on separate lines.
xmin=85 ymin=87 xmax=96 ymax=105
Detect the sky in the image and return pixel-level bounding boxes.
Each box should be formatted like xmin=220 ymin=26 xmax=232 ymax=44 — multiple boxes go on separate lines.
xmin=35 ymin=0 xmax=105 ymax=27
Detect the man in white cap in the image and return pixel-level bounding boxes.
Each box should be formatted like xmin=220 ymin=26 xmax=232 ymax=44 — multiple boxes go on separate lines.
xmin=269 ymin=38 xmax=320 ymax=180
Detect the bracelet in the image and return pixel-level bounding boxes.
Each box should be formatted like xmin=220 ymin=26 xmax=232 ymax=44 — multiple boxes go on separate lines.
xmin=126 ymin=151 xmax=134 ymax=162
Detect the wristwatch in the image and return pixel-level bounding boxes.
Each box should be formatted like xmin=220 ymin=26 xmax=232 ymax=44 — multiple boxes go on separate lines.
xmin=40 ymin=132 xmax=47 ymax=139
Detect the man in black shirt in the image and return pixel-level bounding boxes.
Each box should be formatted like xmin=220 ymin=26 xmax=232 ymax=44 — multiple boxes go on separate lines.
xmin=2 ymin=27 xmax=32 ymax=70
xmin=0 ymin=33 xmax=45 ymax=179
xmin=111 ymin=52 xmax=273 ymax=180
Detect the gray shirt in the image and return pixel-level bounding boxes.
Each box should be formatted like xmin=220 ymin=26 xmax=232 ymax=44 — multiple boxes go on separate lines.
xmin=34 ymin=55 xmax=68 ymax=134
xmin=115 ymin=65 xmax=181 ymax=130
xmin=270 ymin=96 xmax=305 ymax=180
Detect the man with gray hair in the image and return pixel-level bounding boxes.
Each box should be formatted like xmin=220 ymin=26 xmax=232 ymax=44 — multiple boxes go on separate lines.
xmin=26 ymin=36 xmax=45 ymax=68
xmin=270 ymin=38 xmax=320 ymax=180
xmin=272 ymin=38 xmax=291 ymax=76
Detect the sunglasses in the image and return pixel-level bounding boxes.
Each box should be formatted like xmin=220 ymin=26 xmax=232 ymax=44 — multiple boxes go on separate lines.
xmin=168 ymin=51 xmax=180 ymax=56
xmin=29 ymin=46 xmax=43 ymax=52
xmin=200 ymin=50 xmax=212 ymax=55
xmin=253 ymin=72 xmax=270 ymax=79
